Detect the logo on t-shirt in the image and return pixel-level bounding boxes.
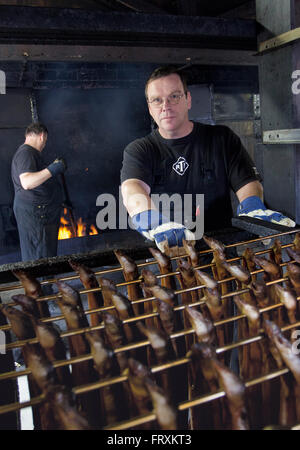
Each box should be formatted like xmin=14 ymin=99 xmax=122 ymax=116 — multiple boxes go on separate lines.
xmin=173 ymin=157 xmax=189 ymax=176
xmin=252 ymin=166 xmax=260 ymax=176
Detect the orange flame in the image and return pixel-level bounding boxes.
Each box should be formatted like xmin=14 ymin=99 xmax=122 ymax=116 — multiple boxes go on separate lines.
xmin=89 ymin=224 xmax=98 ymax=235
xmin=58 ymin=209 xmax=98 ymax=240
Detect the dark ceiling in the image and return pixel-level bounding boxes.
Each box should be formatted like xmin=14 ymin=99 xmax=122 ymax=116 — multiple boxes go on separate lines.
xmin=0 ymin=0 xmax=255 ymax=18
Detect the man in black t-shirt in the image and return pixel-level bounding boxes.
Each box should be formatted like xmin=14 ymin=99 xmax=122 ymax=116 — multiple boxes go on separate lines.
xmin=121 ymin=66 xmax=295 ymax=256
xmin=11 ymin=122 xmax=66 ymax=261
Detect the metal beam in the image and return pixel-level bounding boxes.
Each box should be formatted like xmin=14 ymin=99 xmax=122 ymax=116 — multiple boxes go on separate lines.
xmin=263 ymin=129 xmax=300 ymax=144
xmin=0 ymin=44 xmax=258 ymax=65
xmin=258 ymin=26 xmax=300 ymax=53
xmin=0 ymin=6 xmax=257 ymax=50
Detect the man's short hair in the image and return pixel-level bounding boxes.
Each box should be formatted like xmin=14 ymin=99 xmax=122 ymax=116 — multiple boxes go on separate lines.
xmin=25 ymin=122 xmax=48 ymax=137
xmin=145 ymin=65 xmax=188 ymax=99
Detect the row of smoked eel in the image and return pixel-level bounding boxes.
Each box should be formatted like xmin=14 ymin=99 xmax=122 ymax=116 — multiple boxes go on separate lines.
xmin=1 ymin=234 xmax=300 ymax=429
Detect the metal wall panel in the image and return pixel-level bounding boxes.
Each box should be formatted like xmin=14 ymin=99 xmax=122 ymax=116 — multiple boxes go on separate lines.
xmin=0 ymin=88 xmax=32 ymax=128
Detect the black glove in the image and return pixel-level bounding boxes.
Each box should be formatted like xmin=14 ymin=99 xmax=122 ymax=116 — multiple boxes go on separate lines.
xmin=47 ymin=158 xmax=66 ymax=177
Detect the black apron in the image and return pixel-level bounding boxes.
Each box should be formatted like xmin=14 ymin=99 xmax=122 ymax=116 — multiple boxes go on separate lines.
xmin=13 ymin=197 xmax=62 ymax=261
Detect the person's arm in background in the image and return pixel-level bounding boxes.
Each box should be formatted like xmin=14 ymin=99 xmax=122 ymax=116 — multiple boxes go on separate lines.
xmin=121 ymin=178 xmax=195 ymax=256
xmin=19 ymin=158 xmax=66 ymax=190
xmin=20 ymin=169 xmax=52 ymax=190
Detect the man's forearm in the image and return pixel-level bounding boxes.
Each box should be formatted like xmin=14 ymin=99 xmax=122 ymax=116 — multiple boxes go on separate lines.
xmin=236 ymin=180 xmax=264 ymax=203
xmin=19 ymin=168 xmax=52 ymax=190
xmin=121 ymin=179 xmax=156 ymax=217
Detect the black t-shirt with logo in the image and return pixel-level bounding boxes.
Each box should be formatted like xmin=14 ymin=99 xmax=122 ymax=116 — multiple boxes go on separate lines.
xmin=11 ymin=144 xmax=63 ymax=206
xmin=120 ymin=122 xmax=261 ymax=231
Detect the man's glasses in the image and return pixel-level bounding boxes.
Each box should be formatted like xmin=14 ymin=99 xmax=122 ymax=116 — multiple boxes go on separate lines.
xmin=147 ymin=93 xmax=185 ymax=108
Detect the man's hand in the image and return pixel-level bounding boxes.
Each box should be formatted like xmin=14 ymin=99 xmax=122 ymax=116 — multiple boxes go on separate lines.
xmin=47 ymin=158 xmax=67 ymax=177
xmin=237 ymin=196 xmax=295 ymax=227
xmin=131 ymin=209 xmax=195 ymax=256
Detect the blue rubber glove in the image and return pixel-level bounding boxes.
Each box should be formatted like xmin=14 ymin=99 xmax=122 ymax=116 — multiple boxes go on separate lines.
xmin=237 ymin=196 xmax=295 ymax=227
xmin=131 ymin=209 xmax=195 ymax=256
xmin=47 ymin=158 xmax=66 ymax=177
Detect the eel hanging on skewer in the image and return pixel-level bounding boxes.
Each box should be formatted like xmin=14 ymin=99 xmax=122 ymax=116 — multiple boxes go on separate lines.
xmin=148 ymin=247 xmax=177 ymax=290
xmin=264 ymin=320 xmax=300 ymax=385
xmin=140 ymin=269 xmax=157 ymax=289
xmin=293 ymin=232 xmax=300 ymax=251
xmin=250 ymin=280 xmax=270 ymax=311
xmin=177 ymin=259 xmax=200 ymax=304
xmin=136 ymin=322 xmax=175 ymax=366
xmin=0 ymin=304 xmax=48 ymax=430
xmin=98 ymin=277 xmax=118 ymax=323
xmin=114 ymin=250 xmax=144 ymax=316
xmin=185 ymin=306 xmax=215 ymax=346
xmin=136 ymin=322 xmax=176 ymax=396
xmin=264 ymin=320 xmax=300 ymax=426
xmin=286 ymin=262 xmax=300 ymax=297
xmin=187 ymin=343 xmax=222 ymax=430
xmin=202 ymin=236 xmax=234 ymax=348
xmin=286 ymin=247 xmax=300 ymax=264
xmin=194 ymin=269 xmax=218 ymax=290
xmin=69 ymin=261 xmax=103 ymax=327
xmin=12 ymin=294 xmax=40 ymax=318
xmin=102 ymin=288 xmax=136 ymax=345
xmin=202 ymin=235 xmax=226 ymax=254
xmin=13 ymin=294 xmax=69 ymax=382
xmin=253 ymin=256 xmax=282 ymax=282
xmin=55 ymin=281 xmax=101 ymax=427
xmin=250 ymin=281 xmax=280 ymax=427
xmin=155 ymin=298 xmax=188 ymax=429
xmin=102 ymin=311 xmax=136 ymax=418
xmin=56 ymin=281 xmax=87 ymax=314
xmin=0 ymin=304 xmax=35 ymax=341
xmin=12 ymin=269 xmax=50 ymax=318
xmin=146 ymin=283 xmax=184 ymax=347
xmin=156 ymin=298 xmax=179 ymax=358
xmin=102 ymin=311 xmax=128 ymax=373
xmin=45 ymin=385 xmax=92 ymax=430
xmin=270 ymin=239 xmax=283 ymax=271
xmin=242 ymin=248 xmax=257 ymax=283
xmin=183 ymin=239 xmax=199 ymax=268
xmin=24 ymin=343 xmax=60 ymax=429
xmin=139 ymin=268 xmax=159 ymax=331
xmin=274 ymin=284 xmax=298 ymax=325
xmin=31 ymin=316 xmax=72 ymax=386
xmin=211 ymin=356 xmax=250 ymax=430
xmin=85 ymin=329 xmax=127 ymax=425
xmin=192 ymin=270 xmax=225 ymax=352
xmin=176 ymin=258 xmax=200 ymax=352
xmin=233 ymin=295 xmax=263 ymax=428
xmin=254 ymin=255 xmax=283 ymax=325
xmin=125 ymin=358 xmax=153 ymax=429
xmin=107 ymin=288 xmax=146 ymax=363
xmin=145 ymin=377 xmax=178 ymax=430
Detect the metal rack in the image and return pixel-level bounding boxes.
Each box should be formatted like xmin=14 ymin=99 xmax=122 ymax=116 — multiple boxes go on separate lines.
xmin=0 ymin=228 xmax=300 ymax=430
